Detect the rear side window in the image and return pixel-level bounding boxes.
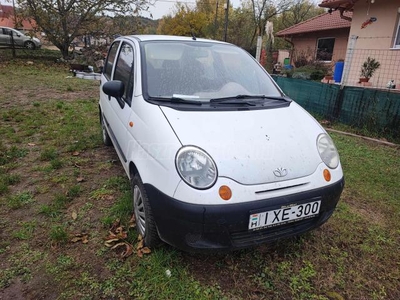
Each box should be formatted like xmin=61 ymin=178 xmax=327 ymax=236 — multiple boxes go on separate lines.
xmin=103 ymin=41 xmax=120 ymax=80
xmin=2 ymin=28 xmax=11 ymax=35
xmin=113 ymin=43 xmax=134 ymax=105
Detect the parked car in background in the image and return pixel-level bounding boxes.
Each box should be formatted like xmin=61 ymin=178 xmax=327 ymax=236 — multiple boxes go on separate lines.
xmin=99 ymin=35 xmax=344 ymax=252
xmin=0 ymin=26 xmax=41 ymax=50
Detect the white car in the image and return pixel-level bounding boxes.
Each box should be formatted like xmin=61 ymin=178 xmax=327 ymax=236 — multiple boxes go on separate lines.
xmin=99 ymin=35 xmax=344 ymax=251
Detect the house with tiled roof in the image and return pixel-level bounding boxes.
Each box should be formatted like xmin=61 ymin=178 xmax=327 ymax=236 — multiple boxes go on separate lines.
xmin=0 ymin=4 xmax=36 ymax=31
xmin=276 ymin=10 xmax=351 ymax=67
xmin=0 ymin=4 xmax=13 ymax=18
xmin=318 ymin=0 xmax=400 ymax=89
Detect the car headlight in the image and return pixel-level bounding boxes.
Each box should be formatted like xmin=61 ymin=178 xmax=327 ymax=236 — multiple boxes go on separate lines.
xmin=175 ymin=146 xmax=217 ymax=189
xmin=317 ymin=133 xmax=339 ymax=169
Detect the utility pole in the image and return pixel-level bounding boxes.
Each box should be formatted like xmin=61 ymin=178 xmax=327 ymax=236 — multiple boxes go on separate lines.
xmin=223 ymin=0 xmax=230 ymax=42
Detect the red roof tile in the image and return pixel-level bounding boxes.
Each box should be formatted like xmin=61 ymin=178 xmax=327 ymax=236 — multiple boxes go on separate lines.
xmin=0 ymin=5 xmax=36 ymax=30
xmin=276 ymin=10 xmax=352 ymax=37
xmin=0 ymin=18 xmax=35 ymax=29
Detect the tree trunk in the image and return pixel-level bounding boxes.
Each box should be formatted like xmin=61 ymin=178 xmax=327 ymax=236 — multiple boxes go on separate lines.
xmin=266 ymin=38 xmax=274 ymax=73
xmin=59 ymin=44 xmax=70 ymax=60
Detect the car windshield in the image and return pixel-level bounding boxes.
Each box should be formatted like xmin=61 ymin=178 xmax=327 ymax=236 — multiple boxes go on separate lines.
xmin=142 ymin=41 xmax=281 ymax=102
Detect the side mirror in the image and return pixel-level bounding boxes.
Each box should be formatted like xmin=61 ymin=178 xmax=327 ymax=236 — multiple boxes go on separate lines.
xmin=102 ymin=80 xmax=124 ymax=99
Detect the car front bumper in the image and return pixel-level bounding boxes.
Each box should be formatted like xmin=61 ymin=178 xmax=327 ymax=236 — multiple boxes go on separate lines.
xmin=146 ymin=177 xmax=344 ymax=252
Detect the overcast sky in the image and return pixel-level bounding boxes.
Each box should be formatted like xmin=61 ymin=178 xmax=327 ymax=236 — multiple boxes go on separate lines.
xmin=143 ymin=0 xmax=242 ymax=20
xmin=0 ymin=0 xmax=239 ymax=20
xmin=1 ymin=0 xmax=322 ymax=21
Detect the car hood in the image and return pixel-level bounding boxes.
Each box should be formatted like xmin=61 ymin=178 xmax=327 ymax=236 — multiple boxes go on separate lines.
xmin=160 ymin=103 xmax=325 ymax=185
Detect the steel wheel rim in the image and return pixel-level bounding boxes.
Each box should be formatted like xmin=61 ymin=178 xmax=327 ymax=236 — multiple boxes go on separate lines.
xmin=26 ymin=42 xmax=34 ymax=50
xmin=133 ymin=185 xmax=146 ymax=236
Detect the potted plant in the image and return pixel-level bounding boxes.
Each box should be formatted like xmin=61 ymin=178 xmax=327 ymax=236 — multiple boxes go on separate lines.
xmin=360 ymin=57 xmax=380 ymax=82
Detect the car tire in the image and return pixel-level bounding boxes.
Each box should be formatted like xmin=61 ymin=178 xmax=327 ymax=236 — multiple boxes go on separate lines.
xmin=131 ymin=173 xmax=160 ymax=248
xmin=100 ymin=114 xmax=112 ymax=146
xmin=24 ymin=41 xmax=35 ymax=50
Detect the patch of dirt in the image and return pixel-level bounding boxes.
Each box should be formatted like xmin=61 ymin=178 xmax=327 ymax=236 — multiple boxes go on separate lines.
xmin=342 ymin=189 xmax=386 ymax=226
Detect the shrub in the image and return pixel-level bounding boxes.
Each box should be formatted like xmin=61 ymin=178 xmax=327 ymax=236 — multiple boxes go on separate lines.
xmin=292 ymin=64 xmax=328 ymax=81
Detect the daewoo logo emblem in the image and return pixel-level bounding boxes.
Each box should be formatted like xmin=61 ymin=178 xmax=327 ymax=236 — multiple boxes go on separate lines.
xmin=273 ymin=167 xmax=288 ymax=177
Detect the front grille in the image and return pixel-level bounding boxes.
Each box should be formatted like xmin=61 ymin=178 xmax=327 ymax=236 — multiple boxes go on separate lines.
xmin=230 ymin=216 xmax=318 ymax=247
xmin=255 ymin=182 xmax=309 ymax=194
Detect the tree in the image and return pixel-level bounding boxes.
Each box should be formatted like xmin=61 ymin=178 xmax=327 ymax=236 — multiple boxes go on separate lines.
xmin=157 ymin=4 xmax=210 ymax=38
xmin=19 ymin=0 xmax=152 ymax=58
xmin=273 ymin=0 xmax=325 ymax=50
xmin=248 ymin=0 xmax=293 ymax=48
xmin=226 ymin=4 xmax=256 ymax=50
xmin=278 ymin=0 xmax=324 ymax=29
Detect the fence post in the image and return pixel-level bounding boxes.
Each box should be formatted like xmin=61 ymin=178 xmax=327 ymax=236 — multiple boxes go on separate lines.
xmin=341 ymin=35 xmax=358 ymax=88
xmin=331 ymin=35 xmax=359 ymax=121
xmin=10 ymin=30 xmax=16 ymax=58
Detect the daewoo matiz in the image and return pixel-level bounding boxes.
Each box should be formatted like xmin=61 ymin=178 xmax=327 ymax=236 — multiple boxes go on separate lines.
xmin=99 ymin=35 xmax=344 ymax=251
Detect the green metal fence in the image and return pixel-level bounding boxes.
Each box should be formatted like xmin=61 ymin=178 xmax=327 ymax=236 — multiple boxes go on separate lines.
xmin=272 ymin=76 xmax=400 ymax=141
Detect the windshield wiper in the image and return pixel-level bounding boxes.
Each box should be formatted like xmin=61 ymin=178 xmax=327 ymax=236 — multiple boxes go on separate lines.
xmin=210 ymin=99 xmax=257 ymax=106
xmin=210 ymin=95 xmax=291 ymax=103
xmin=148 ymin=96 xmax=203 ymax=105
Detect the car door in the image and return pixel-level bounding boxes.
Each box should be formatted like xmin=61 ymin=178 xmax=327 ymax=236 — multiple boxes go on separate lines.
xmin=0 ymin=28 xmax=11 ymax=46
xmin=101 ymin=41 xmax=135 ymax=163
xmin=12 ymin=29 xmax=25 ymax=47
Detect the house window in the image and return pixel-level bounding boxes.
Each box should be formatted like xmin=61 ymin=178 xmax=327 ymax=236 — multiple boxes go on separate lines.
xmin=394 ymin=18 xmax=400 ymax=48
xmin=316 ymin=38 xmax=335 ymax=61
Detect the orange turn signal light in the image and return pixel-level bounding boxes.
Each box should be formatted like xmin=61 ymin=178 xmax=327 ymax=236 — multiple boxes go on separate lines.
xmin=323 ymin=169 xmax=331 ymax=182
xmin=219 ymin=185 xmax=232 ymax=201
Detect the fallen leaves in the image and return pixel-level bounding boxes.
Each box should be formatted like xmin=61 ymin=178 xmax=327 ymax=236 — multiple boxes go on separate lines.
xmin=136 ymin=234 xmax=151 ymax=258
xmin=110 ymin=242 xmax=134 ymax=258
xmin=104 ymin=218 xmax=151 ymax=259
xmin=71 ymin=233 xmax=89 ymax=244
xmin=104 ymin=220 xmax=132 ymax=259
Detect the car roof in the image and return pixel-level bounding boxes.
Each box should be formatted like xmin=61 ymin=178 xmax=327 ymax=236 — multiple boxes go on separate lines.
xmin=0 ymin=26 xmax=20 ymax=31
xmin=120 ymin=35 xmax=229 ymax=45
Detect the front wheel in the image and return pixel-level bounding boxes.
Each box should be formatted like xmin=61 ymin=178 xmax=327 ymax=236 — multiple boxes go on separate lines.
xmin=131 ymin=174 xmax=160 ymax=248
xmin=25 ymin=41 xmax=35 ymax=50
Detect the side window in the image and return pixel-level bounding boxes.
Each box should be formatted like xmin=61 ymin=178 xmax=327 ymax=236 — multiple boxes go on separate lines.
xmin=103 ymin=41 xmax=120 ymax=80
xmin=113 ymin=43 xmax=134 ymax=105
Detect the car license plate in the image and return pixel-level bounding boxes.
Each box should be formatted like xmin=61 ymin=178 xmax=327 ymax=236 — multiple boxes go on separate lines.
xmin=248 ymin=201 xmax=321 ymax=230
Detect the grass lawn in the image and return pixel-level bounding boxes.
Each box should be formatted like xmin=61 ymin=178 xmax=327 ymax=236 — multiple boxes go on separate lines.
xmin=0 ymin=53 xmax=399 ymax=299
